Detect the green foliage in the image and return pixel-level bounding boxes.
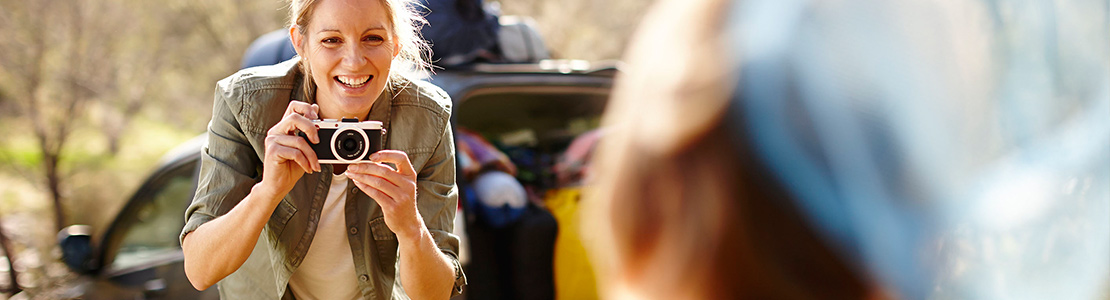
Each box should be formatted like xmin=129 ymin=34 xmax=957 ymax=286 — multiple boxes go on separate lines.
xmin=0 ymin=143 xmax=41 ymax=170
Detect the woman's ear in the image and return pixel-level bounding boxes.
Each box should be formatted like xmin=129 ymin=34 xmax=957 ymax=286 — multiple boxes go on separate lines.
xmin=392 ymin=37 xmax=401 ymax=57
xmin=290 ymin=26 xmax=305 ymax=57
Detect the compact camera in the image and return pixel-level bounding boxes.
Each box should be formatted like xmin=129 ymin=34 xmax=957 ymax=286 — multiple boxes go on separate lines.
xmin=299 ymin=118 xmax=385 ymax=164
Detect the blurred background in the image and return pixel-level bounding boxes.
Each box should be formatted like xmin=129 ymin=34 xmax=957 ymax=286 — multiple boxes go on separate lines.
xmin=0 ymin=0 xmax=651 ymax=295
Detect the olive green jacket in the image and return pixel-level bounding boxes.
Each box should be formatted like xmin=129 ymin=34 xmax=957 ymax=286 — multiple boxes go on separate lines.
xmin=181 ymin=59 xmax=465 ymax=299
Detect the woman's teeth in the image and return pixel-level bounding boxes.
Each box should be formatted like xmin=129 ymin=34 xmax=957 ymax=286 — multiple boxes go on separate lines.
xmin=336 ymin=75 xmax=371 ymax=88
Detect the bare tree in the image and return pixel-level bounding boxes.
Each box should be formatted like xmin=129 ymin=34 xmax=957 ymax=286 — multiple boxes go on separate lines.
xmin=0 ymin=0 xmax=286 ymax=293
xmin=93 ymin=0 xmax=165 ymax=155
xmin=0 ymin=0 xmax=124 ymax=231
xmin=0 ymin=215 xmax=21 ymax=296
xmin=0 ymin=0 xmax=66 ymax=231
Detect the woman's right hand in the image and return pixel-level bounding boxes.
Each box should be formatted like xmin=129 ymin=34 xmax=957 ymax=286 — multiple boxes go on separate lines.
xmin=261 ymin=101 xmax=322 ymax=197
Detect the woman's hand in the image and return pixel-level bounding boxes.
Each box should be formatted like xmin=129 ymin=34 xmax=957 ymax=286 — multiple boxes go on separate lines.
xmin=261 ymin=101 xmax=322 ymax=198
xmin=347 ymin=150 xmax=423 ymax=237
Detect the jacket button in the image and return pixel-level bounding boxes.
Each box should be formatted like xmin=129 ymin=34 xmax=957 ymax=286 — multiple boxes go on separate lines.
xmin=359 ymin=274 xmax=369 ymax=282
xmin=351 ymin=187 xmax=359 ymax=194
xmin=350 ymin=227 xmax=358 ymax=235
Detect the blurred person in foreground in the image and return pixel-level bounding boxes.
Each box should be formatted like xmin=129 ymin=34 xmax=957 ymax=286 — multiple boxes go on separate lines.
xmin=179 ymin=0 xmax=466 ymax=299
xmin=585 ymin=0 xmax=1110 ymax=299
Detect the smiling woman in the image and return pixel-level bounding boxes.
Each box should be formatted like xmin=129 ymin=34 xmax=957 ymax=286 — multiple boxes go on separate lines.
xmin=289 ymin=0 xmax=431 ymax=120
xmin=179 ymin=0 xmax=465 ymax=299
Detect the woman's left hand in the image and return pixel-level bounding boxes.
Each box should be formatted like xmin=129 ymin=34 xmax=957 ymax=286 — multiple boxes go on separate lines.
xmin=347 ymin=150 xmax=423 ymax=238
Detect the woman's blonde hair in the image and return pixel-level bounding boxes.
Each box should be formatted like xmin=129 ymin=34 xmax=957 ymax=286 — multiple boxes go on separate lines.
xmin=583 ymin=0 xmax=870 ymax=298
xmin=288 ymin=0 xmax=431 ymax=101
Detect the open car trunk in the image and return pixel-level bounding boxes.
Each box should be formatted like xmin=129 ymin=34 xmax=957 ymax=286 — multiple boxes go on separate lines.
xmin=456 ymin=86 xmax=609 ymax=190
xmin=441 ymin=65 xmax=613 ymax=300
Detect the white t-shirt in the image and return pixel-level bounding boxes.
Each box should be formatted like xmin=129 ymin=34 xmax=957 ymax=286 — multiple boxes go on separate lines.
xmin=288 ymin=173 xmax=360 ymax=300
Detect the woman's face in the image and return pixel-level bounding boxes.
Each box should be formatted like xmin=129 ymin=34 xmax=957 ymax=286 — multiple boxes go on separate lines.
xmin=292 ymin=0 xmax=398 ymax=120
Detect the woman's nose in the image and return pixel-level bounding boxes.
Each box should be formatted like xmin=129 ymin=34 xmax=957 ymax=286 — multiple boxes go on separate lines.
xmin=342 ymin=45 xmax=368 ymax=67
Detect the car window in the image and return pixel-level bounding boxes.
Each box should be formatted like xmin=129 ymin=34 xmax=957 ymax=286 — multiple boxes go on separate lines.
xmin=456 ymin=90 xmax=608 ymax=144
xmin=109 ymin=163 xmax=196 ymax=271
xmin=455 ymin=89 xmax=609 ymax=190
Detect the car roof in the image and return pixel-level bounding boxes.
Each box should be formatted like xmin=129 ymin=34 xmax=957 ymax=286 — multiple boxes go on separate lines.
xmin=154 ymin=134 xmax=206 ymax=168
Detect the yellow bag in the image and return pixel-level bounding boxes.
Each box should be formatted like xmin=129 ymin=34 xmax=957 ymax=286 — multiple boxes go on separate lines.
xmin=545 ymin=188 xmax=599 ymax=300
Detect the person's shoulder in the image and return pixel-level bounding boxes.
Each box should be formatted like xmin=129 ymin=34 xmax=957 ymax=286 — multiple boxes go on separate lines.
xmin=215 ymin=58 xmax=300 ymax=100
xmin=390 ymin=75 xmax=452 ymax=119
xmin=212 ymin=59 xmax=300 ymax=134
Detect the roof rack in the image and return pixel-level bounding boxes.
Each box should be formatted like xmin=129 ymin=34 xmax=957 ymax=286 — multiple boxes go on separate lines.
xmin=468 ymin=59 xmax=621 ymax=75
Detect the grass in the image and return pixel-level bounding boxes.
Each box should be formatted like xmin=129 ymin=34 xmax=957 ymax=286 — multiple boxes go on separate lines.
xmin=0 ymin=115 xmax=202 ymax=229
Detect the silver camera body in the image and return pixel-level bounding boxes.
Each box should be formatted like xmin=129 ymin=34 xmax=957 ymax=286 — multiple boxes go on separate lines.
xmin=301 ymin=118 xmax=385 ymax=164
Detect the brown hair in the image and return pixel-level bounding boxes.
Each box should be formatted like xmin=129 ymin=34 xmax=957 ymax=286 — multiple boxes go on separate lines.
xmin=288 ymin=0 xmax=430 ymax=101
xmin=583 ymin=0 xmax=872 ymax=298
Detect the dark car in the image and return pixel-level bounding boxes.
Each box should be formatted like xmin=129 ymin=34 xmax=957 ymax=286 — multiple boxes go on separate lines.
xmin=50 ymin=59 xmax=616 ymax=299
xmin=54 ymin=135 xmax=214 ymax=300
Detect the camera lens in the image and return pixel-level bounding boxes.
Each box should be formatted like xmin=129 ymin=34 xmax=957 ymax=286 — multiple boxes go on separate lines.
xmin=332 ymin=129 xmax=366 ymax=161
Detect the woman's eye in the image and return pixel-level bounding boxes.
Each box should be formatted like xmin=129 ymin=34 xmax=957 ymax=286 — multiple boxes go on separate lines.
xmin=322 ymin=37 xmax=340 ymax=44
xmin=364 ymin=35 xmax=384 ymax=43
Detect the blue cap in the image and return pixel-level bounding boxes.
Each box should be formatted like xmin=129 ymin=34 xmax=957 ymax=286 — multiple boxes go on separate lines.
xmin=728 ymin=0 xmax=1110 ymax=298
